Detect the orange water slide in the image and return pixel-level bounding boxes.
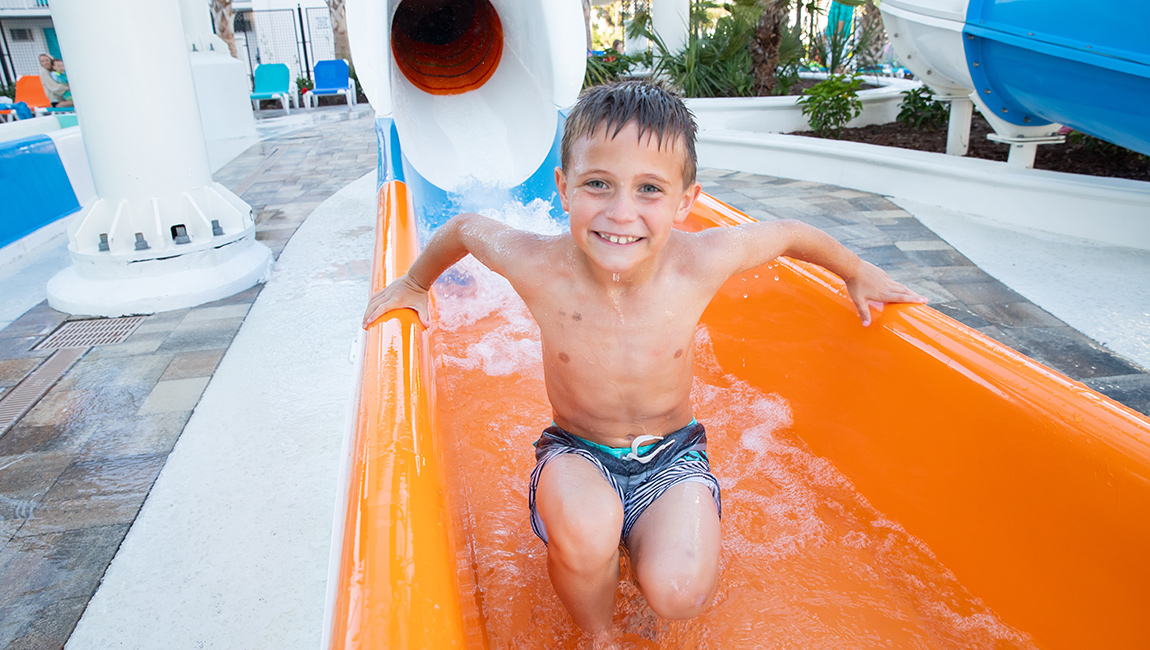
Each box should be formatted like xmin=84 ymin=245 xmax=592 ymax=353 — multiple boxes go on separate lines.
xmin=326 ymin=180 xmax=1150 ymax=649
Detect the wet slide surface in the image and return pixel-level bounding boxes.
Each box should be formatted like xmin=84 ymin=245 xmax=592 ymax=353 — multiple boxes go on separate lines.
xmin=431 ymin=256 xmax=1036 ymax=648
xmin=332 ymin=183 xmax=1150 ymax=650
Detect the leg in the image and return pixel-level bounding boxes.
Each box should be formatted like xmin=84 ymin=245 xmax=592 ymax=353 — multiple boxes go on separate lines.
xmin=534 ymin=454 xmax=624 ymax=634
xmin=627 ymin=481 xmax=721 ymax=619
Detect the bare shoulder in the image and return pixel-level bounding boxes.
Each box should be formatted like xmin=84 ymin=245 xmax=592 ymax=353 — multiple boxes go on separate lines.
xmin=673 ymin=220 xmax=792 ymax=281
xmin=458 ymin=214 xmax=563 ymax=286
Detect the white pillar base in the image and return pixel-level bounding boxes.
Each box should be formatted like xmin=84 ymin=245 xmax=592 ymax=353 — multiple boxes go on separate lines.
xmin=46 ymin=237 xmax=274 ymax=317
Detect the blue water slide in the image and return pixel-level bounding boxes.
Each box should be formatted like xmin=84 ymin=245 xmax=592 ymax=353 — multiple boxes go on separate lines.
xmin=0 ymin=134 xmax=81 ymax=249
xmin=963 ymin=0 xmax=1150 ymax=155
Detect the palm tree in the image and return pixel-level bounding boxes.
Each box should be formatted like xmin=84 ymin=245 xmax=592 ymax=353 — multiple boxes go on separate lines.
xmin=326 ymin=0 xmax=352 ymax=64
xmin=751 ymin=0 xmax=786 ymax=95
xmin=854 ymin=0 xmax=887 ymax=71
xmin=210 ymin=0 xmax=238 ymax=58
xmin=582 ymin=0 xmax=593 ymax=52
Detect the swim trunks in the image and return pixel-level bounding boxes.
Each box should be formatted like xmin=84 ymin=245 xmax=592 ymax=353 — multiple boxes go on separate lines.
xmin=528 ymin=420 xmax=722 ymax=545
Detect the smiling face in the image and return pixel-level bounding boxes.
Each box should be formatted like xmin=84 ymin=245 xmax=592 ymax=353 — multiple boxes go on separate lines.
xmin=39 ymin=55 xmax=52 ymax=70
xmin=556 ymin=121 xmax=701 ymax=282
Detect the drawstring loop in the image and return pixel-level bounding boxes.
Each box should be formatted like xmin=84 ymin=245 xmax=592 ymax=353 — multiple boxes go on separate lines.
xmin=622 ymin=434 xmax=676 ymax=464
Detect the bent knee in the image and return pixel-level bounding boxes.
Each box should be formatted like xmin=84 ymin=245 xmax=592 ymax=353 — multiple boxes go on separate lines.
xmin=545 ymin=501 xmax=623 ymax=571
xmin=640 ymin=568 xmax=718 ymax=620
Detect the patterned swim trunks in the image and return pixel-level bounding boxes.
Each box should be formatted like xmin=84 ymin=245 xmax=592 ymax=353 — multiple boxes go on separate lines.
xmin=528 ymin=420 xmax=722 ymax=544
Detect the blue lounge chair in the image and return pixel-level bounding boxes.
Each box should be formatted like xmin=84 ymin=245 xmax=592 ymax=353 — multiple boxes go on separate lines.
xmin=250 ymin=63 xmax=296 ymax=116
xmin=305 ymin=59 xmax=356 ymax=112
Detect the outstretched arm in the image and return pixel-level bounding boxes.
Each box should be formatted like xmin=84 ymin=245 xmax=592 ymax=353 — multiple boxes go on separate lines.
xmin=362 ymin=212 xmax=525 ymax=328
xmin=706 ymin=219 xmax=926 ymax=326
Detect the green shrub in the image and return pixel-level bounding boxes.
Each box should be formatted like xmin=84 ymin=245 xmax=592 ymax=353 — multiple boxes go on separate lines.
xmin=639 ymin=5 xmax=757 ymax=98
xmin=897 ymin=86 xmax=948 ymax=129
xmin=0 ymin=82 xmax=15 ymax=101
xmin=583 ymin=51 xmax=638 ymax=89
xmin=797 ymin=73 xmax=863 ymax=136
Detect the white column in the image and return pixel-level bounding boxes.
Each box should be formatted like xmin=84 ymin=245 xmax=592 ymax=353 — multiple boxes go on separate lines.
xmin=935 ymin=93 xmax=973 ymax=156
xmin=46 ymin=0 xmax=272 ymax=317
xmin=652 ymin=0 xmax=690 ymax=53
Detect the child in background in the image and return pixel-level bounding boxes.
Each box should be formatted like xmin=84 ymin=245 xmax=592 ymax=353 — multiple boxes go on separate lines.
xmin=51 ymin=59 xmax=71 ymax=103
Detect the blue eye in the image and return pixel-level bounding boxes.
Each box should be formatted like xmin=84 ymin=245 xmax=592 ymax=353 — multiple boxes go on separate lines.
xmin=586 ymin=179 xmax=607 ymax=189
xmin=640 ymin=184 xmax=662 ymax=193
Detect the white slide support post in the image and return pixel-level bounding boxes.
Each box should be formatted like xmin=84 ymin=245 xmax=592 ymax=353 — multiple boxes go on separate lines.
xmin=46 ymin=0 xmax=272 ymax=317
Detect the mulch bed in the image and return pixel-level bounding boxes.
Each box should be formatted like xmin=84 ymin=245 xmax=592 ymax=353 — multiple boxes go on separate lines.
xmin=793 ymin=114 xmax=1150 ymax=183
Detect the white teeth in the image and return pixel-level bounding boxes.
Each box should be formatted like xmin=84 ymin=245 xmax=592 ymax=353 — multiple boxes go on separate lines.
xmin=600 ymin=233 xmax=640 ymax=245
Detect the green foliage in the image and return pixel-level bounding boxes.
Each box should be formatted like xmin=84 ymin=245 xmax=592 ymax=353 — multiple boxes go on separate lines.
xmin=0 ymin=82 xmax=15 ymax=100
xmin=348 ymin=64 xmax=362 ymax=96
xmin=1067 ymin=130 xmax=1148 ymax=161
xmin=634 ymin=1 xmax=810 ymax=98
xmin=773 ymin=17 xmax=806 ymax=96
xmin=296 ymin=76 xmax=314 ymax=92
xmin=797 ymin=73 xmax=863 ymax=136
xmin=805 ymin=1 xmax=882 ymax=74
xmin=583 ymin=50 xmax=638 ymax=89
xmin=897 ymin=86 xmax=948 ymax=129
xmin=638 ymin=4 xmax=759 ymax=98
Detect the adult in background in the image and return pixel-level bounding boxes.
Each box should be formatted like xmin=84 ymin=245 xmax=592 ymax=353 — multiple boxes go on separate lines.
xmin=38 ymin=53 xmax=72 ymax=108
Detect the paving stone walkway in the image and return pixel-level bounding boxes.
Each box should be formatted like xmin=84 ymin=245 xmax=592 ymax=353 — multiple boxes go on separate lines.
xmin=0 ymin=112 xmax=378 ymax=650
xmin=0 ymin=116 xmax=1145 ymax=650
xmin=700 ymin=169 xmax=1150 ymax=414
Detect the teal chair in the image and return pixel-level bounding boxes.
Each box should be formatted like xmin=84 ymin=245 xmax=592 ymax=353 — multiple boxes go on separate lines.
xmin=305 ymin=59 xmax=356 ymax=112
xmin=249 ymin=63 xmax=296 ymax=115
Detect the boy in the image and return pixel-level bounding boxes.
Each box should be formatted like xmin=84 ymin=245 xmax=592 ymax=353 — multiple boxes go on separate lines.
xmin=363 ymin=80 xmax=925 ymax=643
xmin=51 ymin=59 xmax=72 ymax=104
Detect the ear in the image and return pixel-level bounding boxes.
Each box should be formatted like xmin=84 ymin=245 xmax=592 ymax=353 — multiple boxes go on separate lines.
xmin=674 ymin=182 xmax=702 ymax=224
xmin=554 ymin=167 xmax=570 ymax=212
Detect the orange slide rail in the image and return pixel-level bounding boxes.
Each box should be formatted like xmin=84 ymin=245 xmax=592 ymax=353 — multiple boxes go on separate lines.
xmin=328 ymin=184 xmax=1150 ymax=649
xmin=327 ymin=180 xmax=478 ymax=649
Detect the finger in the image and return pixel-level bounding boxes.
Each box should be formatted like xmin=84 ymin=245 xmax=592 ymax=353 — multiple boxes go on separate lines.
xmin=363 ymin=309 xmax=381 ymax=330
xmin=883 ymin=287 xmax=927 ymax=304
xmin=855 ymin=297 xmax=872 ymax=327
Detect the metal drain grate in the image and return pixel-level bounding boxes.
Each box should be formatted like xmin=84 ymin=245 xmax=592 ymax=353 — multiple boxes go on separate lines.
xmin=34 ymin=316 xmax=146 ymax=351
xmin=0 ymin=348 xmax=85 ymax=435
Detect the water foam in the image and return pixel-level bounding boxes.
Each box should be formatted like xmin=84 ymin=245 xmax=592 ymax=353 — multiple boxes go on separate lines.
xmin=427 ymin=200 xmax=1037 ymax=648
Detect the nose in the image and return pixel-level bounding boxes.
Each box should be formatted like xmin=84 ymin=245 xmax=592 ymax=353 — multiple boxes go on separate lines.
xmin=606 ymin=193 xmax=638 ymax=224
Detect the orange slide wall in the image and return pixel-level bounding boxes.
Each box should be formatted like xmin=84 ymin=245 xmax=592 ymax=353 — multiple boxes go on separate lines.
xmin=327 ymin=180 xmax=1150 ymax=649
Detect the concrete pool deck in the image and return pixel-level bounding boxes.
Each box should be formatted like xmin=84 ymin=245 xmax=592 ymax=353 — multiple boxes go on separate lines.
xmin=0 ymin=108 xmax=1147 ymax=649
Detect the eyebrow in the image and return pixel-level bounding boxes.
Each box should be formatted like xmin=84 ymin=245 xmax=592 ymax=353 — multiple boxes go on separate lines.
xmin=578 ymin=169 xmax=673 ymax=186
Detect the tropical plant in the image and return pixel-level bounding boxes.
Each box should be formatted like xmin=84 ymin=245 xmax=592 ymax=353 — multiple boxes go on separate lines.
xmin=630 ymin=7 xmax=757 ymax=98
xmin=806 ymin=0 xmax=883 ymax=74
xmin=797 ymin=72 xmax=863 ymax=136
xmin=1067 ymin=131 xmax=1148 ymax=162
xmin=896 ymin=86 xmax=948 ymax=129
xmin=853 ymin=1 xmax=888 ymax=71
xmin=584 ymin=50 xmax=640 ymax=89
xmin=750 ymin=0 xmax=809 ymax=96
xmin=626 ymin=0 xmax=816 ymax=98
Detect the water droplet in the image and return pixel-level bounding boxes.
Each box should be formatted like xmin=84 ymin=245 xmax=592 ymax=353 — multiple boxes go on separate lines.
xmin=773 ymin=275 xmax=780 ymax=281
xmin=742 ymin=293 xmax=749 ymax=298
xmin=612 ymin=273 xmax=620 ymax=282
